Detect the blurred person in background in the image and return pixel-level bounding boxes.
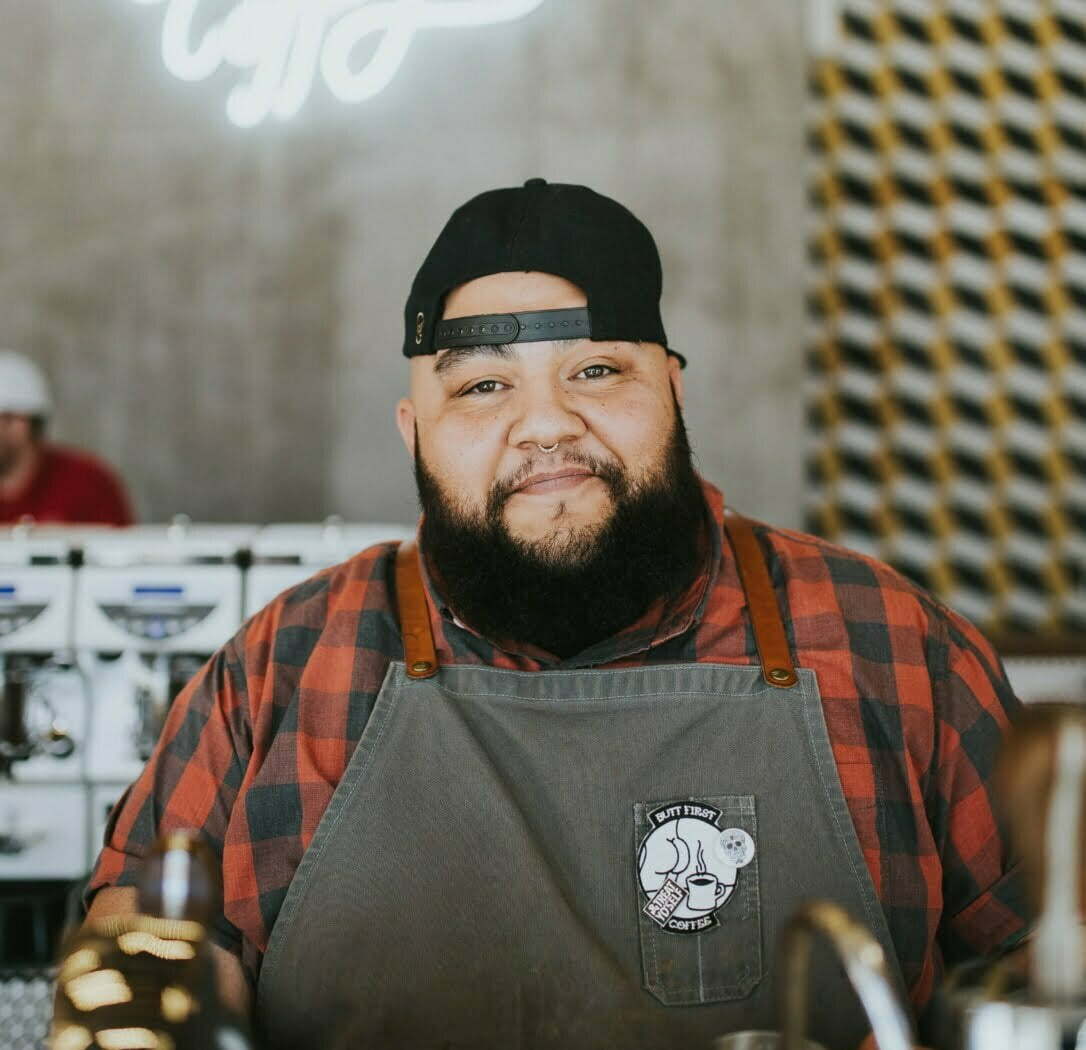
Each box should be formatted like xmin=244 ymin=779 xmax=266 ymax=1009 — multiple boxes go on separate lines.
xmin=0 ymin=350 xmax=133 ymax=526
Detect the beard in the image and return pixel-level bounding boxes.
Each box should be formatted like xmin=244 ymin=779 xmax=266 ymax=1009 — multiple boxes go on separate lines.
xmin=415 ymin=409 xmax=707 ymax=659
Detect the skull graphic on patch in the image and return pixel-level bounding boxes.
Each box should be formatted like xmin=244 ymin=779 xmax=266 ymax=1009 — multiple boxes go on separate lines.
xmin=637 ymin=801 xmax=756 ymax=934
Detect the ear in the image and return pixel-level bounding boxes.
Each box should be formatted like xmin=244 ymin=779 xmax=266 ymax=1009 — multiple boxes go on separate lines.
xmin=667 ymin=353 xmax=684 ymax=409
xmin=395 ymin=398 xmax=417 ymax=457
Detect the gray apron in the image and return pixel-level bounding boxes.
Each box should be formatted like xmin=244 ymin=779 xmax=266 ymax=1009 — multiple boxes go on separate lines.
xmin=256 ymin=516 xmax=906 ymax=1050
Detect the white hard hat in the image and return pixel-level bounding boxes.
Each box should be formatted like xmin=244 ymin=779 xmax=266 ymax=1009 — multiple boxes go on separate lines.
xmin=0 ymin=351 xmax=52 ymax=416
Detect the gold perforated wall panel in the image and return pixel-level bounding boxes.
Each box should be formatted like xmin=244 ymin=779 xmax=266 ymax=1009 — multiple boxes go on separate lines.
xmin=806 ymin=0 xmax=1086 ymax=643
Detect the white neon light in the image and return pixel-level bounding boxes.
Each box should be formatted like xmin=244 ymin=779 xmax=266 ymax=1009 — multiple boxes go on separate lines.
xmin=129 ymin=0 xmax=547 ymax=128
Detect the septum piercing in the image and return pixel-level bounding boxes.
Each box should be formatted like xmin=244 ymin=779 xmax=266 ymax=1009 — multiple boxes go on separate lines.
xmin=537 ymin=443 xmax=560 ymax=454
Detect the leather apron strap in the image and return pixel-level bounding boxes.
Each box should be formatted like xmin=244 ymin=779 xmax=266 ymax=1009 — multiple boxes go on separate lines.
xmin=723 ymin=511 xmax=797 ymax=689
xmin=396 ymin=516 xmax=797 ymax=689
xmin=396 ymin=540 xmax=438 ymax=679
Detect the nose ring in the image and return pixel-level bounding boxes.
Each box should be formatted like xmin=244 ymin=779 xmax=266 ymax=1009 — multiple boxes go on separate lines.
xmin=537 ymin=443 xmax=559 ymax=454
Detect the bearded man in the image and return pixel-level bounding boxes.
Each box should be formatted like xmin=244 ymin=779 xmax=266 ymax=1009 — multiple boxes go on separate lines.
xmin=82 ymin=179 xmax=1026 ymax=1050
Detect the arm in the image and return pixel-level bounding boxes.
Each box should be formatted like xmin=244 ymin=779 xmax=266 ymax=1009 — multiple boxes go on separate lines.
xmin=81 ymin=638 xmax=256 ymax=1006
xmin=929 ymin=608 xmax=1030 ymax=964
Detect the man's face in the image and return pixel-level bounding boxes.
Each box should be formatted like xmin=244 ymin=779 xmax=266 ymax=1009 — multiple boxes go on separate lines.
xmin=0 ymin=413 xmax=34 ymax=478
xmin=396 ymin=272 xmax=684 ymax=556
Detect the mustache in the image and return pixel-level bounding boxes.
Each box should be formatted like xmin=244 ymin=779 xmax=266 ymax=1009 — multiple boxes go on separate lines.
xmin=488 ymin=450 xmax=626 ymax=512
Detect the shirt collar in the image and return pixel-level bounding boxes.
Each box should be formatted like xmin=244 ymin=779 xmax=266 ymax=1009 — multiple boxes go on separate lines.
xmin=417 ymin=479 xmax=725 ymax=668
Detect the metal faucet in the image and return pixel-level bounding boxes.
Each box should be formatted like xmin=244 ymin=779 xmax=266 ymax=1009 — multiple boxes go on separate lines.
xmin=780 ymin=899 xmax=914 ymax=1050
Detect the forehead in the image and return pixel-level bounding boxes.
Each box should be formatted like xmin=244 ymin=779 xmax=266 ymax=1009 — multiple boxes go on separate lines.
xmin=442 ymin=271 xmax=588 ymax=320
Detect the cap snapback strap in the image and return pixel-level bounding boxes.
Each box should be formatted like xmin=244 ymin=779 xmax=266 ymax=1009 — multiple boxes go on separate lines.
xmin=433 ymin=307 xmax=591 ymax=350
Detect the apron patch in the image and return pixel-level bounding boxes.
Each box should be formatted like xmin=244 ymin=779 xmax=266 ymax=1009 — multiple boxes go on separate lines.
xmin=637 ymin=801 xmax=756 ymax=934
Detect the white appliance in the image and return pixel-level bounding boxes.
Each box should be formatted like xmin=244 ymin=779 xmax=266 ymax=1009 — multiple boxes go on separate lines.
xmin=0 ymin=784 xmax=87 ymax=880
xmin=76 ymin=524 xmax=255 ymax=791
xmin=1005 ymin=656 xmax=1086 ymax=705
xmin=245 ymin=520 xmax=414 ymax=618
xmin=0 ymin=529 xmax=74 ymax=654
xmin=0 ymin=527 xmax=89 ymax=878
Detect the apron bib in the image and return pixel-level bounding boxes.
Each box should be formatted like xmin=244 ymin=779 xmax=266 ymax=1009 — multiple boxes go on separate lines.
xmin=256 ymin=515 xmax=904 ymax=1050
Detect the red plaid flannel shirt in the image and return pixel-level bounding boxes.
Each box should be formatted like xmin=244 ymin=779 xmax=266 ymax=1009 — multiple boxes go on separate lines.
xmin=88 ymin=481 xmax=1027 ymax=1013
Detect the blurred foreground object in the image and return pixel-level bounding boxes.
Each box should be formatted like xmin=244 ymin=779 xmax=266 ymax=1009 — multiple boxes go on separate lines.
xmin=938 ymin=703 xmax=1086 ymax=1049
xmin=50 ymin=832 xmax=252 ymax=1050
xmin=716 ymin=899 xmax=915 ymax=1050
xmin=0 ymin=351 xmax=133 ymax=527
xmin=780 ymin=900 xmax=914 ymax=1050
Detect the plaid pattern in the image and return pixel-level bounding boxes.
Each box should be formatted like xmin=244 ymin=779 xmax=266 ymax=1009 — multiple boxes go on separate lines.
xmin=87 ymin=480 xmax=1026 ymax=1013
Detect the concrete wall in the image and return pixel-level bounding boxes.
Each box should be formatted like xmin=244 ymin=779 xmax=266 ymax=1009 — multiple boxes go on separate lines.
xmin=0 ymin=0 xmax=808 ymax=527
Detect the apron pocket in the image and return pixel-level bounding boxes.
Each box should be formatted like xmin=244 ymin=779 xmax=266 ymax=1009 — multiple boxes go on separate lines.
xmin=634 ymin=794 xmax=762 ymax=1006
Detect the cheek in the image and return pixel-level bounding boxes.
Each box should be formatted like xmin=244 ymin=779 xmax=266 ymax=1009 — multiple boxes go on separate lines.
xmin=585 ymin=392 xmax=674 ymax=470
xmin=421 ymin=414 xmax=507 ymax=502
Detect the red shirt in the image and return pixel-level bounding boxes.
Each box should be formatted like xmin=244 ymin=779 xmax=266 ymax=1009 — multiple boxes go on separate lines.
xmin=0 ymin=444 xmax=134 ymax=526
xmin=89 ymin=482 xmax=1025 ymax=1014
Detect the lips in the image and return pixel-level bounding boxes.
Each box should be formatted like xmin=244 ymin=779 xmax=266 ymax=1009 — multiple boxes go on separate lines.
xmin=513 ymin=468 xmax=597 ymax=495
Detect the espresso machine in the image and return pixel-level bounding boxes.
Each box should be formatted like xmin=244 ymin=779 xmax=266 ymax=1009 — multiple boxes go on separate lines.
xmin=74 ymin=523 xmax=255 ymax=859
xmin=245 ymin=518 xmax=414 ymax=618
xmin=0 ymin=526 xmax=88 ymax=886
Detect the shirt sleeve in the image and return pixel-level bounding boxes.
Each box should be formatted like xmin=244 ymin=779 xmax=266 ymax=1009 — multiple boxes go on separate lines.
xmin=929 ymin=606 xmax=1030 ymax=965
xmin=85 ymin=636 xmax=252 ymax=953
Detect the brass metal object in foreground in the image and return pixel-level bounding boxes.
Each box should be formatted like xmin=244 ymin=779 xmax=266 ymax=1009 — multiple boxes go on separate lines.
xmin=717 ymin=1030 xmax=828 ymax=1050
xmin=780 ymin=899 xmax=914 ymax=1050
xmin=50 ymin=832 xmax=253 ymax=1050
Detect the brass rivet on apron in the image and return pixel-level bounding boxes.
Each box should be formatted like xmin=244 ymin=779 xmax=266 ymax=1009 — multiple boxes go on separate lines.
xmin=411 ymin=660 xmax=434 ymax=675
xmin=769 ymin=668 xmax=792 ymax=683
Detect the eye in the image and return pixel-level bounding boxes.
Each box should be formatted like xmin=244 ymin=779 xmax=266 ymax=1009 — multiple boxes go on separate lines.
xmin=576 ymin=364 xmax=619 ymax=380
xmin=460 ymin=379 xmax=507 ymax=397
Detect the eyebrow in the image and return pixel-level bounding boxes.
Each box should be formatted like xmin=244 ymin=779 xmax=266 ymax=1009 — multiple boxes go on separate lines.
xmin=432 ymin=343 xmax=517 ymax=377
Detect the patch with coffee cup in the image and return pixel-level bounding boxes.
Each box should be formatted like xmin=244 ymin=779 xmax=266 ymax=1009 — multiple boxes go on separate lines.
xmin=637 ymin=800 xmax=757 ymax=934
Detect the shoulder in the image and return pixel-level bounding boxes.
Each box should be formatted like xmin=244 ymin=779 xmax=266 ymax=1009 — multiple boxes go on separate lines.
xmin=748 ymin=518 xmax=935 ymax=603
xmin=236 ymin=541 xmax=401 ymax=669
xmin=743 ymin=518 xmax=967 ymax=653
xmin=43 ymin=444 xmax=122 ymax=482
xmin=750 ymin=519 xmax=1005 ymax=681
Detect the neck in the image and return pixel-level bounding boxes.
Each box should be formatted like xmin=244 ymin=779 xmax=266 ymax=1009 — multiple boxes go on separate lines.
xmin=0 ymin=441 xmax=43 ymax=501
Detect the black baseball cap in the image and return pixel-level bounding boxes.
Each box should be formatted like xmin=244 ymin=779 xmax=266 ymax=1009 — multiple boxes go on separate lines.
xmin=403 ymin=178 xmax=683 ymax=366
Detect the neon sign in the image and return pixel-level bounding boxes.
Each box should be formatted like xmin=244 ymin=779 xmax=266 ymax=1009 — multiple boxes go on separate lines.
xmin=129 ymin=0 xmax=547 ymax=128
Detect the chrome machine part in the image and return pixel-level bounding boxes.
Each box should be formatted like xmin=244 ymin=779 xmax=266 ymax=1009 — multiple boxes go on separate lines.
xmin=780 ymin=899 xmax=914 ymax=1050
xmin=936 ymin=704 xmax=1086 ymax=1050
xmin=1033 ymin=720 xmax=1086 ymax=1003
xmin=0 ymin=662 xmax=32 ymax=769
xmin=0 ymin=655 xmax=77 ymax=775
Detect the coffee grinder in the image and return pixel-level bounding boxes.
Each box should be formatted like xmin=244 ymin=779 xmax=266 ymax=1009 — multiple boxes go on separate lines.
xmin=74 ymin=522 xmax=254 ymax=861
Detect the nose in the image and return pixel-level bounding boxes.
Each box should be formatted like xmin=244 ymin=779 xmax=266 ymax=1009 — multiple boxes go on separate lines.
xmin=507 ymin=377 xmax=588 ymax=453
